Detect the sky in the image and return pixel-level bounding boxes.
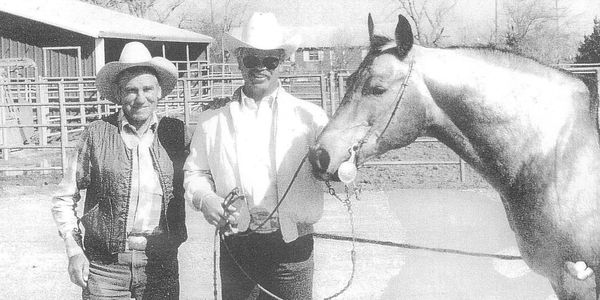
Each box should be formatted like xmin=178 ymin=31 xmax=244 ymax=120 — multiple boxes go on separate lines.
xmin=187 ymin=0 xmax=600 ymax=44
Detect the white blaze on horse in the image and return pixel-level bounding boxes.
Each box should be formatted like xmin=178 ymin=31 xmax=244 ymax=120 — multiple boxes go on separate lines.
xmin=308 ymin=14 xmax=600 ymax=300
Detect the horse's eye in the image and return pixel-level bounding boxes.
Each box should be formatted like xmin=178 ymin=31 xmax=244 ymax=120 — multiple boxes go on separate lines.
xmin=372 ymin=86 xmax=387 ymax=95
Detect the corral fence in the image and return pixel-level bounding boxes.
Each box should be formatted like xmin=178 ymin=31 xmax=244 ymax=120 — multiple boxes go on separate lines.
xmin=1 ymin=64 xmax=599 ymax=181
xmin=0 ymin=72 xmax=330 ymax=176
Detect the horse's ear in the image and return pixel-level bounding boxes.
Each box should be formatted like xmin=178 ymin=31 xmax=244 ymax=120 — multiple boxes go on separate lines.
xmin=395 ymin=14 xmax=413 ymax=58
xmin=368 ymin=13 xmax=374 ymax=42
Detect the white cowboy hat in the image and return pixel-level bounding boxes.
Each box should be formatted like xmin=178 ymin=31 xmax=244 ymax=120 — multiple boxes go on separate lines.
xmin=96 ymin=41 xmax=178 ymax=104
xmin=232 ymin=12 xmax=300 ymax=58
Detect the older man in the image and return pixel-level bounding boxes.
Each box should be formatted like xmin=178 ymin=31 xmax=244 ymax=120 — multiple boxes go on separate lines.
xmin=184 ymin=12 xmax=329 ymax=300
xmin=52 ymin=42 xmax=187 ymax=299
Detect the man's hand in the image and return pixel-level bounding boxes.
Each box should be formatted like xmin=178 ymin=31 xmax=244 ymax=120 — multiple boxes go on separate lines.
xmin=68 ymin=253 xmax=89 ymax=288
xmin=200 ymin=194 xmax=240 ymax=231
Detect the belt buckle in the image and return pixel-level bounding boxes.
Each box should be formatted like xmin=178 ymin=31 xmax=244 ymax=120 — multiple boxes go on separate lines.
xmin=249 ymin=209 xmax=279 ymax=233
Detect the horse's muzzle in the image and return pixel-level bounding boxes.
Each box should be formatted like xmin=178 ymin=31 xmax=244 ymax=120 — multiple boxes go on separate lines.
xmin=308 ymin=146 xmax=340 ymax=181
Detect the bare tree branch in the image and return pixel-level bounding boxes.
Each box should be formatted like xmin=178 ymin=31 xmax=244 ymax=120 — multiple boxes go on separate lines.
xmin=154 ymin=0 xmax=185 ymax=23
xmin=395 ymin=0 xmax=457 ymax=46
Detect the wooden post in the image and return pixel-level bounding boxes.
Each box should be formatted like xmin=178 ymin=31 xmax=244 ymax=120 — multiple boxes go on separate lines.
xmin=79 ymin=81 xmax=85 ymax=124
xmin=186 ymin=44 xmax=191 ymax=79
xmin=328 ymin=71 xmax=336 ymax=115
xmin=94 ymin=38 xmax=105 ymax=75
xmin=38 ymin=83 xmax=48 ymax=146
xmin=0 ymin=82 xmax=7 ymax=161
xmin=319 ymin=75 xmax=326 ymax=110
xmin=58 ymin=83 xmax=68 ymax=175
xmin=596 ymin=68 xmax=600 ymax=131
xmin=337 ymin=74 xmax=345 ymax=105
xmin=183 ymin=80 xmax=191 ymax=125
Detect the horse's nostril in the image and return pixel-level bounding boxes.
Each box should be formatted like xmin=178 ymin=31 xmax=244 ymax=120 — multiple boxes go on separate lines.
xmin=309 ymin=147 xmax=330 ymax=173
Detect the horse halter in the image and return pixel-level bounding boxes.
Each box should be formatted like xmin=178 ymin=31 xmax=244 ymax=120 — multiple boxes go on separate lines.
xmin=350 ymin=57 xmax=415 ymax=166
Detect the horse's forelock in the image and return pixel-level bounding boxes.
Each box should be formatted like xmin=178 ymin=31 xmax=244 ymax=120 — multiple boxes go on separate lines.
xmin=346 ymin=35 xmax=395 ymax=89
xmin=369 ymin=35 xmax=393 ymax=53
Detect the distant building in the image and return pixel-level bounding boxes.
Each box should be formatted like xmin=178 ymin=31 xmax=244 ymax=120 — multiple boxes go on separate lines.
xmin=0 ymin=0 xmax=213 ymax=79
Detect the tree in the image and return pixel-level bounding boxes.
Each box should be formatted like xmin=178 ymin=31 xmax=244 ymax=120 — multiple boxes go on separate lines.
xmin=501 ymin=0 xmax=576 ymax=63
xmin=330 ymin=29 xmax=359 ymax=71
xmin=394 ymin=0 xmax=458 ymax=46
xmin=575 ymin=17 xmax=600 ymax=64
xmin=502 ymin=0 xmax=556 ymax=52
xmin=179 ymin=0 xmax=251 ymax=63
xmin=80 ymin=0 xmax=185 ymax=23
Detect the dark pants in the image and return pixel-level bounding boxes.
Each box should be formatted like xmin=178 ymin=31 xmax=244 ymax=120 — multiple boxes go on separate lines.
xmin=220 ymin=231 xmax=314 ymax=300
xmin=83 ymin=250 xmax=179 ymax=300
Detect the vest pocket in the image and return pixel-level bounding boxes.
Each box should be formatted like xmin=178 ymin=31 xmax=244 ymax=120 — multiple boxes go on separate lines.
xmin=80 ymin=203 xmax=112 ymax=253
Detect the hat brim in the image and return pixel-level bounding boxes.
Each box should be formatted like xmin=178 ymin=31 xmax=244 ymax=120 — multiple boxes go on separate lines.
xmin=231 ymin=34 xmax=300 ymax=59
xmin=96 ymin=57 xmax=178 ymax=104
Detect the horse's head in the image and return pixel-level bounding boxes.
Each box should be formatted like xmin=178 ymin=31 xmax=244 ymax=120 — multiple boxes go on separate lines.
xmin=309 ymin=14 xmax=433 ymax=181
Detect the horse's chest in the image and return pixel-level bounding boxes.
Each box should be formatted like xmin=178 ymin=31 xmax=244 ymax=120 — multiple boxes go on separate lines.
xmin=511 ymin=191 xmax=600 ymax=258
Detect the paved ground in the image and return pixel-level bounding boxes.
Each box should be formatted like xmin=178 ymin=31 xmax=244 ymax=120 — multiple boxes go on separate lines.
xmin=0 ymin=185 xmax=556 ymax=299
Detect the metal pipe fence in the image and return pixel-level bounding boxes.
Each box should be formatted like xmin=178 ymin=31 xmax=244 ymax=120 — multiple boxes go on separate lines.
xmin=0 ymin=74 xmax=330 ymax=175
xmin=2 ymin=65 xmax=597 ymax=182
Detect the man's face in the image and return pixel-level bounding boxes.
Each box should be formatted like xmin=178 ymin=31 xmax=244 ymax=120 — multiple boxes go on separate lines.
xmin=117 ymin=68 xmax=161 ymax=125
xmin=237 ymin=48 xmax=285 ymax=90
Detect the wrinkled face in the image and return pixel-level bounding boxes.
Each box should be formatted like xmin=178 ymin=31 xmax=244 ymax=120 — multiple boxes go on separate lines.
xmin=236 ymin=47 xmax=285 ymax=94
xmin=117 ymin=67 xmax=161 ymax=127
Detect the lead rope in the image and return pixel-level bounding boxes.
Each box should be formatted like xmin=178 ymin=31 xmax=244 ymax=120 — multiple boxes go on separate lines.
xmin=324 ymin=181 xmax=359 ymax=299
xmin=212 ymin=187 xmax=285 ymax=300
xmin=211 ymin=156 xmax=360 ymax=300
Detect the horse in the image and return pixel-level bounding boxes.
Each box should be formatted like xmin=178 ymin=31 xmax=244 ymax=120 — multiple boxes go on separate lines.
xmin=308 ymin=14 xmax=600 ymax=300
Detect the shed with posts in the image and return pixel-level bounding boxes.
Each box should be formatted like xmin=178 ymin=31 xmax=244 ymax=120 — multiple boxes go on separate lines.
xmin=0 ymin=0 xmax=213 ymax=150
xmin=0 ymin=0 xmax=213 ymax=80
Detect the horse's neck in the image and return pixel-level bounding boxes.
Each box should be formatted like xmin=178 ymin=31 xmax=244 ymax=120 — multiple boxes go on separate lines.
xmin=414 ymin=47 xmax=598 ymax=192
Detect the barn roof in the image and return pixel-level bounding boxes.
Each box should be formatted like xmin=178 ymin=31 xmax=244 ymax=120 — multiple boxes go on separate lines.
xmin=0 ymin=0 xmax=213 ymax=43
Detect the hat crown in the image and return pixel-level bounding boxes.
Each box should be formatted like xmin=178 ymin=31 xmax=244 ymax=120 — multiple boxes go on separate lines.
xmin=241 ymin=12 xmax=285 ymax=50
xmin=119 ymin=41 xmax=152 ymax=64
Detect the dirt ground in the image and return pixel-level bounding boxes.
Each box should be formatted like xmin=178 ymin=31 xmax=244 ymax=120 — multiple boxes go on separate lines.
xmin=2 ymin=142 xmax=556 ymax=299
xmin=0 ymin=183 xmax=557 ymax=300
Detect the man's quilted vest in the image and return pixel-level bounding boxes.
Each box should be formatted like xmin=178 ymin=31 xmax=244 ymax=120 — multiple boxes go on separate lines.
xmin=78 ymin=113 xmax=187 ymax=257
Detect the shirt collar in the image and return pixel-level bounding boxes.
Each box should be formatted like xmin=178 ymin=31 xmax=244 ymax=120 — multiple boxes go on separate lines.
xmin=240 ymin=82 xmax=281 ymax=109
xmin=118 ymin=110 xmax=158 ymax=135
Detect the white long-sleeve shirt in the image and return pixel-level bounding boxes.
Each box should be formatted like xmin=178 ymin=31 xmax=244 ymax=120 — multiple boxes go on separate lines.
xmin=184 ymin=86 xmax=329 ymax=242
xmin=234 ymin=88 xmax=280 ymax=231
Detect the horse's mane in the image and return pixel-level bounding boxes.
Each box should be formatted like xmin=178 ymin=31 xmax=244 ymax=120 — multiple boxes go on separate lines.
xmin=448 ymin=45 xmax=577 ymax=80
xmin=368 ymin=35 xmax=577 ymax=82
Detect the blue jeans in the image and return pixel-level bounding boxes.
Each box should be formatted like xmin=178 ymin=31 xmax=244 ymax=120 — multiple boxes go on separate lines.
xmin=220 ymin=231 xmax=314 ymax=300
xmin=83 ymin=250 xmax=179 ymax=300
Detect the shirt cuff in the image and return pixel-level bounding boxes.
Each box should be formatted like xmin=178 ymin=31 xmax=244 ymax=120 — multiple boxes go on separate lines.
xmin=190 ymin=191 xmax=204 ymax=211
xmin=64 ymin=234 xmax=84 ymax=258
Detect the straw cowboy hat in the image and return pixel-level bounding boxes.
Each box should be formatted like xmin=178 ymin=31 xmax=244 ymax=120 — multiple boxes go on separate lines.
xmin=96 ymin=41 xmax=178 ymax=104
xmin=232 ymin=12 xmax=300 ymax=58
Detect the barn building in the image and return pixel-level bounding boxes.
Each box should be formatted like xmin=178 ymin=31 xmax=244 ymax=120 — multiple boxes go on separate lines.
xmin=0 ymin=0 xmax=213 ymax=149
xmin=0 ymin=0 xmax=213 ymax=80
